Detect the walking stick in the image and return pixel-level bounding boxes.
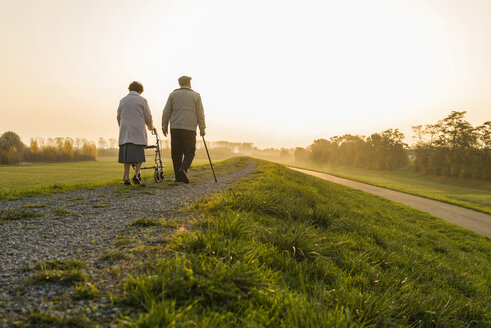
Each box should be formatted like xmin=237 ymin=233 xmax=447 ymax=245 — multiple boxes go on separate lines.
xmin=202 ymin=136 xmax=217 ymax=182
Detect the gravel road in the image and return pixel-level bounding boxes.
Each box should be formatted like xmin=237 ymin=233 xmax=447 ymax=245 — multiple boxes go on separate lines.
xmin=0 ymin=159 xmax=256 ymax=325
xmin=290 ymin=167 xmax=491 ymax=237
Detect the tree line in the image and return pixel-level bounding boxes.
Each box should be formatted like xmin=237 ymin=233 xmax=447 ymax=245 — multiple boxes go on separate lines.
xmin=0 ymin=132 xmax=97 ymax=164
xmin=3 ymin=111 xmax=488 ymax=180
xmin=293 ymin=111 xmax=490 ymax=180
xmin=295 ymin=129 xmax=408 ymax=170
xmin=412 ymin=111 xmax=490 ymax=179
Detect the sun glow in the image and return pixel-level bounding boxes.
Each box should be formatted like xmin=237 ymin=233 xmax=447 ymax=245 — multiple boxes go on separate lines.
xmin=1 ymin=0 xmax=490 ymax=148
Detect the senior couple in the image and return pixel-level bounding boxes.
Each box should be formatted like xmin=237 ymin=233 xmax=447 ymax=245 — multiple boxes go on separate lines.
xmin=117 ymin=76 xmax=206 ymax=185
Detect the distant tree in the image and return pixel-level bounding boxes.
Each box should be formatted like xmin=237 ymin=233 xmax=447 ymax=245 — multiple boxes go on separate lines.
xmin=0 ymin=131 xmax=25 ymax=152
xmin=305 ymin=129 xmax=407 ymax=170
xmin=0 ymin=132 xmax=100 ymax=164
xmin=307 ymin=138 xmax=332 ymax=163
xmin=79 ymin=141 xmax=97 ymax=160
xmin=62 ymin=138 xmax=74 ymax=160
xmin=476 ymin=121 xmax=490 ymax=150
xmin=109 ymin=138 xmax=118 ymax=149
xmin=6 ymin=146 xmax=22 ymax=163
xmin=294 ymin=147 xmax=308 ymax=162
xmin=280 ymin=148 xmax=290 ymax=158
xmin=411 ymin=125 xmax=423 ymax=144
xmin=0 ymin=131 xmax=26 ymax=164
xmin=98 ymin=137 xmax=107 ymax=149
xmin=238 ymin=142 xmax=254 ymax=154
xmin=28 ymin=138 xmax=41 ymax=161
xmin=30 ymin=138 xmax=40 ymax=154
xmin=413 ymin=111 xmax=490 ymax=179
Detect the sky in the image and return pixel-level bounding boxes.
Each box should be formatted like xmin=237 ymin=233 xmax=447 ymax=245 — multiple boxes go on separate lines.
xmin=0 ymin=0 xmax=490 ymax=148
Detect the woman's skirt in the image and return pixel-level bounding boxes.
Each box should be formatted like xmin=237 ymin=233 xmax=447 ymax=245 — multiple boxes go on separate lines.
xmin=118 ymin=143 xmax=146 ymax=163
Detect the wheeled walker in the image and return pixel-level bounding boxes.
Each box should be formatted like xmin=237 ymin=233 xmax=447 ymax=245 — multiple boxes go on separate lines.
xmin=139 ymin=128 xmax=165 ymax=182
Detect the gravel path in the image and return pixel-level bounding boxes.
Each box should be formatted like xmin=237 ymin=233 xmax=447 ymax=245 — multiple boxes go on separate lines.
xmin=290 ymin=167 xmax=491 ymax=237
xmin=0 ymin=159 xmax=256 ymax=324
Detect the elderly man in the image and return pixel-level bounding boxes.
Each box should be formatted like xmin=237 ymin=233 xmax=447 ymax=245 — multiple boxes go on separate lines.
xmin=162 ymin=76 xmax=206 ymax=183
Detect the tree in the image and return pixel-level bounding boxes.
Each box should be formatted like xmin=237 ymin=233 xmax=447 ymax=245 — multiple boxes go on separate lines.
xmin=238 ymin=143 xmax=254 ymax=154
xmin=98 ymin=137 xmax=108 ymax=149
xmin=79 ymin=141 xmax=97 ymax=160
xmin=30 ymin=138 xmax=40 ymax=154
xmin=62 ymin=138 xmax=74 ymax=159
xmin=413 ymin=111 xmax=490 ymax=179
xmin=476 ymin=121 xmax=490 ymax=150
xmin=280 ymin=148 xmax=290 ymax=158
xmin=0 ymin=131 xmax=26 ymax=163
xmin=0 ymin=131 xmax=25 ymax=152
xmin=109 ymin=138 xmax=118 ymax=149
xmin=294 ymin=147 xmax=308 ymax=162
xmin=6 ymin=146 xmax=22 ymax=164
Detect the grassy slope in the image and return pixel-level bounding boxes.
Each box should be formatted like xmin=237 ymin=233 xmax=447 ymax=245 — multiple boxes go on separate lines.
xmin=0 ymin=157 xmax=207 ymax=200
xmin=275 ymin=159 xmax=491 ymax=214
xmin=120 ymin=160 xmax=490 ymax=327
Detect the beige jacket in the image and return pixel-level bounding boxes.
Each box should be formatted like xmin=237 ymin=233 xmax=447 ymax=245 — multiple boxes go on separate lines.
xmin=162 ymin=87 xmax=206 ymax=134
xmin=117 ymin=91 xmax=154 ymax=146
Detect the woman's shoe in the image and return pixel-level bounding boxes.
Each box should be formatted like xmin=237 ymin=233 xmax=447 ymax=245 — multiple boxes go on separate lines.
xmin=132 ymin=175 xmax=141 ymax=185
xmin=124 ymin=179 xmax=131 ymax=186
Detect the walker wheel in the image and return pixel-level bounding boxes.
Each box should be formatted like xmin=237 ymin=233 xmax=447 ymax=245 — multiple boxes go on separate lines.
xmin=154 ymin=169 xmax=161 ymax=183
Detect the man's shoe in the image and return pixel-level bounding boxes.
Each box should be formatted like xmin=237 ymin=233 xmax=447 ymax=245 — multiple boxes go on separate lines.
xmin=180 ymin=170 xmax=190 ymax=183
xmin=174 ymin=170 xmax=185 ymax=182
xmin=132 ymin=175 xmax=141 ymax=185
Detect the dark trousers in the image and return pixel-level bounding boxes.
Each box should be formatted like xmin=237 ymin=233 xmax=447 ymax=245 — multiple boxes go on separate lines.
xmin=170 ymin=129 xmax=196 ymax=176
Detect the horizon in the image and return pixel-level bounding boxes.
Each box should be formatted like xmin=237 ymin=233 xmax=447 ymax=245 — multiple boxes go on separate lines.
xmin=1 ymin=0 xmax=490 ymax=149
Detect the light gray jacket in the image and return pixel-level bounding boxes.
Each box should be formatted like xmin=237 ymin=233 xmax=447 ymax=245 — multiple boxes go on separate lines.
xmin=117 ymin=91 xmax=154 ymax=146
xmin=162 ymin=87 xmax=206 ymax=134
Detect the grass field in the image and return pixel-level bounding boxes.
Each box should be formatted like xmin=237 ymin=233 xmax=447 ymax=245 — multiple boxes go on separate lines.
xmin=277 ymin=160 xmax=491 ymax=214
xmin=0 ymin=156 xmax=208 ymax=201
xmin=115 ymin=160 xmax=490 ymax=327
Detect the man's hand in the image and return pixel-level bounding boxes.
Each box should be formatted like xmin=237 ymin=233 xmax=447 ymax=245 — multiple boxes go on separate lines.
xmin=162 ymin=130 xmax=168 ymax=137
xmin=200 ymin=131 xmax=206 ymax=137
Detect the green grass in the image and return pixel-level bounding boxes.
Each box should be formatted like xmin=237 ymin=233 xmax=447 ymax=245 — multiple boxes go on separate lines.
xmin=118 ymin=160 xmax=490 ymax=327
xmin=92 ymin=201 xmax=108 ymax=208
xmin=128 ymin=218 xmax=162 ymax=227
xmin=32 ymin=259 xmax=85 ymax=270
xmin=51 ymin=207 xmax=73 ymax=216
xmin=22 ymin=202 xmax=47 ymax=208
xmin=72 ymin=282 xmax=99 ymax=300
xmin=29 ymin=259 xmax=87 ymax=285
xmin=0 ymin=209 xmax=43 ymax=223
xmin=98 ymin=251 xmax=129 ymax=262
xmin=30 ymin=269 xmax=87 ymax=285
xmin=0 ymin=157 xmax=209 ymax=201
xmin=284 ymin=160 xmax=491 ymax=214
xmin=24 ymin=312 xmax=92 ymax=328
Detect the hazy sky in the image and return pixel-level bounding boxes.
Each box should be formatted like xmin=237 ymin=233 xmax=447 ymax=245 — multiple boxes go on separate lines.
xmin=1 ymin=0 xmax=490 ymax=148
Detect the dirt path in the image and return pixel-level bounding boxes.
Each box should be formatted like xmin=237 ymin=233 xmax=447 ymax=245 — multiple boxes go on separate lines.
xmin=289 ymin=167 xmax=491 ymax=238
xmin=0 ymin=159 xmax=256 ymax=324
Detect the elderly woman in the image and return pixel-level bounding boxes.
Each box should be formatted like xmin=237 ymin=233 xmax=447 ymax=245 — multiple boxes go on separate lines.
xmin=117 ymin=81 xmax=154 ymax=185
